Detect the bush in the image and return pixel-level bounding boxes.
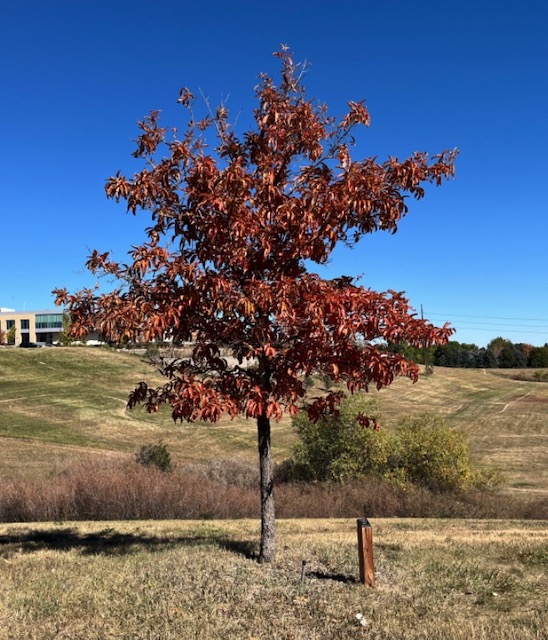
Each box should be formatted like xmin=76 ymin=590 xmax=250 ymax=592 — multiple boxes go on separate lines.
xmin=290 ymin=395 xmax=503 ymax=491
xmin=184 ymin=457 xmax=259 ymax=488
xmin=393 ymin=413 xmax=494 ymax=491
xmin=291 ymin=395 xmax=391 ymax=482
xmin=135 ymin=441 xmax=173 ymax=472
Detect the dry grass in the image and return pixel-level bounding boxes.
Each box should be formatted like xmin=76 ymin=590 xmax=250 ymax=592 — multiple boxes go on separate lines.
xmin=2 ymin=343 xmax=546 ymax=638
xmin=0 ymin=347 xmax=294 ymax=476
xmin=0 ymin=518 xmax=546 ymax=639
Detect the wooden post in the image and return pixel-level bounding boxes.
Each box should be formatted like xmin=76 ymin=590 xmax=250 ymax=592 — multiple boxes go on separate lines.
xmin=357 ymin=518 xmax=375 ymax=587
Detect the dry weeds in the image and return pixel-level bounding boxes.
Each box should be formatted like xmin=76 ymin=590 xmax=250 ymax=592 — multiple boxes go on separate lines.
xmin=1 ymin=458 xmax=546 ymax=523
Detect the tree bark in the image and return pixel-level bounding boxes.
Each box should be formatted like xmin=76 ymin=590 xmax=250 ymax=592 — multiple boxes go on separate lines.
xmin=257 ymin=412 xmax=276 ymax=563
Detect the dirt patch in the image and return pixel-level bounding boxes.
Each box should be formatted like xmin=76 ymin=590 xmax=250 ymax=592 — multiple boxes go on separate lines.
xmin=498 ymin=390 xmax=534 ymax=413
xmin=519 ymin=395 xmax=548 ymax=404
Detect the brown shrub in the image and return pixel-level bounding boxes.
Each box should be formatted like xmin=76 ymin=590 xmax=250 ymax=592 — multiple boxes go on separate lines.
xmin=0 ymin=459 xmax=257 ymax=522
xmin=0 ymin=457 xmax=545 ymax=522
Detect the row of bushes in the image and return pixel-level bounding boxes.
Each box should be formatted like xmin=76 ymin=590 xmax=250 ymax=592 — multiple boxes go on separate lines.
xmin=0 ymin=458 xmax=546 ymax=523
xmin=284 ymin=397 xmax=503 ymax=491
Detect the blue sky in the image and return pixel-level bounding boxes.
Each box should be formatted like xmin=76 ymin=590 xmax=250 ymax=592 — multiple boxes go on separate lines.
xmin=1 ymin=0 xmax=547 ymax=347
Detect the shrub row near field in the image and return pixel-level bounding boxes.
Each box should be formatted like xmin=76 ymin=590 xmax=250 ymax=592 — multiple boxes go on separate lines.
xmin=0 ymin=457 xmax=545 ymax=523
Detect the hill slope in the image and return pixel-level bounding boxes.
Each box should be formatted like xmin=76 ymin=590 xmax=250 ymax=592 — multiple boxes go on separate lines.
xmin=0 ymin=347 xmax=293 ymax=478
xmin=0 ymin=348 xmax=546 ymax=493
xmin=372 ymin=367 xmax=548 ymax=494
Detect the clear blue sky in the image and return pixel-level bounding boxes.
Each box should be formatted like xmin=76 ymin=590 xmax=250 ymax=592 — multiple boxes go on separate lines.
xmin=1 ymin=1 xmax=547 ymax=347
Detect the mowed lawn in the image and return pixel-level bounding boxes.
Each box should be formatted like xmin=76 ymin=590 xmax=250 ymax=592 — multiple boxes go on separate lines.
xmin=0 ymin=347 xmax=547 ymax=493
xmin=0 ymin=518 xmax=546 ymax=640
xmin=0 ymin=347 xmax=295 ymax=478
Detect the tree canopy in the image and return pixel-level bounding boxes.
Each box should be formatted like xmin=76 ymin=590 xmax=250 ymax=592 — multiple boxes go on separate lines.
xmin=55 ymin=47 xmax=457 ymax=561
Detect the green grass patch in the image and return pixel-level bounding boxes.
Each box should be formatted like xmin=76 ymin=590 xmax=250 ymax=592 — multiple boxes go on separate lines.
xmin=0 ymin=409 xmax=98 ymax=447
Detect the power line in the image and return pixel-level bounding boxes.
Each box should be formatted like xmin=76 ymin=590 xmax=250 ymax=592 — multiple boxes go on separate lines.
xmin=428 ymin=312 xmax=548 ymax=323
xmin=442 ymin=320 xmax=548 ymax=329
xmin=452 ymin=328 xmax=548 ymax=335
xmin=422 ymin=310 xmax=548 ymax=343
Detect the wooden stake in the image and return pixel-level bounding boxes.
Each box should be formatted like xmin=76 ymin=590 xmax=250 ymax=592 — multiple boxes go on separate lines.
xmin=300 ymin=560 xmax=307 ymax=584
xmin=357 ymin=518 xmax=375 ymax=587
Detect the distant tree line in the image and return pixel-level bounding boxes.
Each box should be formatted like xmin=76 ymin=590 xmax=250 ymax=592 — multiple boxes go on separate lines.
xmin=388 ymin=337 xmax=548 ymax=369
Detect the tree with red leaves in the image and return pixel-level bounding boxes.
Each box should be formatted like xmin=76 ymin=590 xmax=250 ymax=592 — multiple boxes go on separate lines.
xmin=55 ymin=47 xmax=456 ymax=563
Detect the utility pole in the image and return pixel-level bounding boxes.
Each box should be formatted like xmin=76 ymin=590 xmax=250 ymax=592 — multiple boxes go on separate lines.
xmin=421 ymin=304 xmax=427 ymax=370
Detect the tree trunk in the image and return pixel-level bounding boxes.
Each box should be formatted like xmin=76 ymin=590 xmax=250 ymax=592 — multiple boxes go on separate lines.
xmin=257 ymin=412 xmax=276 ymax=563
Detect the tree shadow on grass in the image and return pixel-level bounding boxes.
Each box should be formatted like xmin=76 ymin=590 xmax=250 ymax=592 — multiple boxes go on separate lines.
xmin=307 ymin=570 xmax=358 ymax=584
xmin=0 ymin=526 xmax=257 ymax=560
xmin=217 ymin=537 xmax=257 ymax=559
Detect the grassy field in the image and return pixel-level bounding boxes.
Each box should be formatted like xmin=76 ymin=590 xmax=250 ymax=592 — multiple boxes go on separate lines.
xmin=373 ymin=367 xmax=548 ymax=495
xmin=0 ymin=517 xmax=546 ymax=639
xmin=0 ymin=348 xmax=548 ymax=492
xmin=0 ymin=347 xmax=547 ymax=493
xmin=1 ymin=349 xmax=547 ymax=638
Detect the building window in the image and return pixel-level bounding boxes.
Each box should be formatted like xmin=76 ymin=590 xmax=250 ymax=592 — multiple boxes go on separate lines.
xmin=6 ymin=320 xmax=15 ymax=330
xmin=21 ymin=319 xmax=30 ymax=330
xmin=36 ymin=314 xmax=63 ymax=329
